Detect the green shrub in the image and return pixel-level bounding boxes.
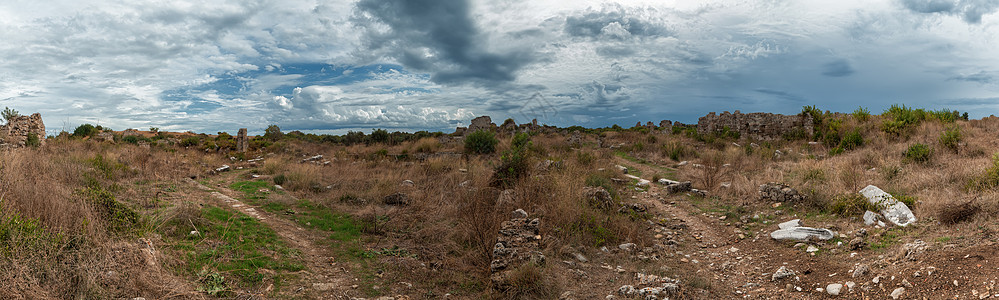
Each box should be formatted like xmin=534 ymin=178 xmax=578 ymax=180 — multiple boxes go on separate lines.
xmin=492 ymin=133 xmax=531 ymax=187
xmin=179 ymin=136 xmax=200 ymax=147
xmin=852 ymin=106 xmax=871 ymax=122
xmin=122 ymin=135 xmax=140 ymax=144
xmin=881 ymin=104 xmax=926 ymax=137
xmin=25 ymin=134 xmax=40 ymax=147
xmin=903 ymin=143 xmax=932 ymax=163
xmin=73 ymin=124 xmax=98 ymax=137
xmin=464 ymin=130 xmax=499 ymax=154
xmin=939 ymin=125 xmax=962 ymax=152
xmin=839 ymin=129 xmax=864 ymax=150
xmin=928 ymin=109 xmax=961 ymax=123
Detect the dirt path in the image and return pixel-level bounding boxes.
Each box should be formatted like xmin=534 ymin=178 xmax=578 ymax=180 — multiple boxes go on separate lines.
xmin=183 ymin=178 xmax=355 ymax=299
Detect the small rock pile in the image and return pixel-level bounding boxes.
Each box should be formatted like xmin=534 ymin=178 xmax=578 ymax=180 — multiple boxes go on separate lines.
xmin=584 ymin=186 xmax=614 ymax=210
xmin=759 ymin=183 xmax=806 ymax=202
xmin=616 ymin=273 xmax=680 ymax=299
xmin=490 ymin=209 xmax=545 ymax=288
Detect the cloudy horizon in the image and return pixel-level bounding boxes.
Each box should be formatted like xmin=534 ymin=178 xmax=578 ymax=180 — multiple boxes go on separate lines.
xmin=2 ymin=0 xmax=999 ymax=135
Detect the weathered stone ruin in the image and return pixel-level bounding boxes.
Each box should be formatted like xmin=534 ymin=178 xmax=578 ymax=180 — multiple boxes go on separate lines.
xmin=236 ymin=128 xmax=248 ymax=153
xmin=759 ymin=182 xmax=806 ymax=202
xmin=491 ymin=209 xmax=545 ymax=288
xmin=468 ymin=116 xmax=496 ymax=133
xmin=697 ymin=110 xmax=813 ymax=140
xmin=0 ymin=113 xmax=46 ymax=148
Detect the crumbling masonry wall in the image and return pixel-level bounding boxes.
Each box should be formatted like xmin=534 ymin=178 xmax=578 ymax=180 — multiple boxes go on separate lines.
xmin=0 ymin=113 xmax=46 ymax=148
xmin=697 ymin=111 xmax=812 ymax=140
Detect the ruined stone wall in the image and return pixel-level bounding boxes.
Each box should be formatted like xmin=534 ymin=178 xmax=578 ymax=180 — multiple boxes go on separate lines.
xmin=0 ymin=113 xmax=46 ymax=147
xmin=697 ymin=110 xmax=812 ymax=140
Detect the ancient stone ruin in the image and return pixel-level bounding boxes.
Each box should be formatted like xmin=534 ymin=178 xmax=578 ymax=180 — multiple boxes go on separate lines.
xmin=759 ymin=182 xmax=806 ymax=203
xmin=697 ymin=110 xmax=813 ymax=140
xmin=236 ymin=128 xmax=248 ymax=153
xmin=0 ymin=113 xmax=46 ymax=148
xmin=490 ymin=209 xmax=545 ymax=289
xmin=468 ymin=116 xmax=496 ymax=133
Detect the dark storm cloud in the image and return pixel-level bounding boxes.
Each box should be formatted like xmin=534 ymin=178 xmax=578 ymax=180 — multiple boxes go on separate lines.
xmin=754 ymin=88 xmax=807 ymax=102
xmin=354 ymin=0 xmax=535 ymax=87
xmin=564 ymin=6 xmax=673 ymax=40
xmin=900 ymin=0 xmax=999 ymax=23
xmin=822 ymin=59 xmax=855 ymax=77
xmin=948 ymin=71 xmax=994 ymax=84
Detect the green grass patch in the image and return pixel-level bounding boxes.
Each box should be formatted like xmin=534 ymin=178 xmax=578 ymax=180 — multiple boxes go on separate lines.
xmin=869 ymin=227 xmax=907 ymax=250
xmin=166 ymin=206 xmax=304 ymax=295
xmin=291 ymin=200 xmax=362 ymax=242
xmin=229 ymin=180 xmax=274 ymax=203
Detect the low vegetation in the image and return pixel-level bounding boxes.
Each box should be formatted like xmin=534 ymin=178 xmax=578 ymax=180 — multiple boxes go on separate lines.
xmin=3 ymin=104 xmax=999 ymax=299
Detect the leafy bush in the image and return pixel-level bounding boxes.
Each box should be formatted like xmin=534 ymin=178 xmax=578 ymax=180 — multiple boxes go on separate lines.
xmin=839 ymin=129 xmax=864 ymax=150
xmin=881 ymin=104 xmax=925 ymax=137
xmin=928 ymin=109 xmax=961 ymax=123
xmin=492 ymin=133 xmax=531 ymax=187
xmin=464 ymin=130 xmax=499 ymax=154
xmin=852 ymin=106 xmax=871 ymax=122
xmin=903 ymin=143 xmax=932 ymax=163
xmin=73 ymin=124 xmax=98 ymax=137
xmin=939 ymin=125 xmax=962 ymax=152
xmin=179 ymin=136 xmax=200 ymax=147
xmin=25 ymin=134 xmax=40 ymax=147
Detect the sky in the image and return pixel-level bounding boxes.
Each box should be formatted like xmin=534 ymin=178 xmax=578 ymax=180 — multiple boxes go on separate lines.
xmin=2 ymin=0 xmax=999 ymax=135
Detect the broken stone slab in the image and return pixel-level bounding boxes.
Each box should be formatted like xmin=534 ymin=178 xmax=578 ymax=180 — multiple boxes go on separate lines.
xmin=301 ymin=154 xmax=324 ymax=163
xmin=859 ymin=185 xmax=916 ymax=227
xmin=658 ymin=178 xmax=680 ymax=185
xmin=615 ymin=165 xmax=628 ymax=173
xmin=770 ymin=227 xmax=835 ymax=241
xmin=778 ymin=219 xmax=803 ymax=229
xmin=665 ymin=181 xmax=692 ymax=194
xmin=214 ymin=165 xmax=231 ymax=173
xmin=623 ymin=174 xmax=650 ymax=187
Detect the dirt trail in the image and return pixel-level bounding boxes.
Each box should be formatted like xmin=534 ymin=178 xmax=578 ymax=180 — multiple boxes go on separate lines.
xmin=183 ymin=178 xmax=354 ymax=299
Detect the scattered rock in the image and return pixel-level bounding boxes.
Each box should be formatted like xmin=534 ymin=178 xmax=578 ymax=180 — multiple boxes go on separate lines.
xmin=806 ymin=245 xmax=820 ymax=253
xmin=852 ymin=264 xmax=869 ymax=278
xmin=615 ymin=165 xmax=628 ymax=173
xmin=826 ymin=283 xmax=843 ymax=296
xmin=896 ymin=240 xmax=928 ymax=261
xmin=770 ymin=227 xmax=835 ymax=241
xmin=491 ymin=210 xmax=544 ymax=288
xmin=772 ymin=266 xmax=796 ymax=281
xmin=759 ymin=183 xmax=806 ymax=202
xmin=890 ymin=287 xmax=905 ymax=299
xmin=213 ymin=165 xmax=231 ymax=173
xmin=584 ymin=187 xmax=614 ymax=210
xmin=664 ymin=181 xmax=692 ymax=194
xmin=778 ymin=219 xmax=803 ymax=229
xmin=845 ymin=281 xmax=855 ymax=291
xmin=618 ymin=285 xmax=637 ymax=296
xmin=383 ymin=193 xmax=411 ymax=206
xmin=849 ymin=237 xmax=866 ymax=250
xmin=301 ymin=154 xmax=324 ymax=163
xmin=860 ymin=185 xmax=916 ymax=227
xmin=401 ymin=180 xmax=414 ymax=186
xmin=618 ymin=243 xmax=637 ymax=252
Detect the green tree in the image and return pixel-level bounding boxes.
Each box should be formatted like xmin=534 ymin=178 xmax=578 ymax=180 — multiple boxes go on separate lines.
xmin=73 ymin=124 xmax=98 ymax=137
xmin=2 ymin=107 xmax=19 ymax=124
xmin=264 ymin=125 xmax=283 ymax=141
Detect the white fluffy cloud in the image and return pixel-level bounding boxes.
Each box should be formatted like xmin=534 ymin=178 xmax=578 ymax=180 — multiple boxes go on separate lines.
xmin=1 ymin=0 xmax=998 ymax=134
